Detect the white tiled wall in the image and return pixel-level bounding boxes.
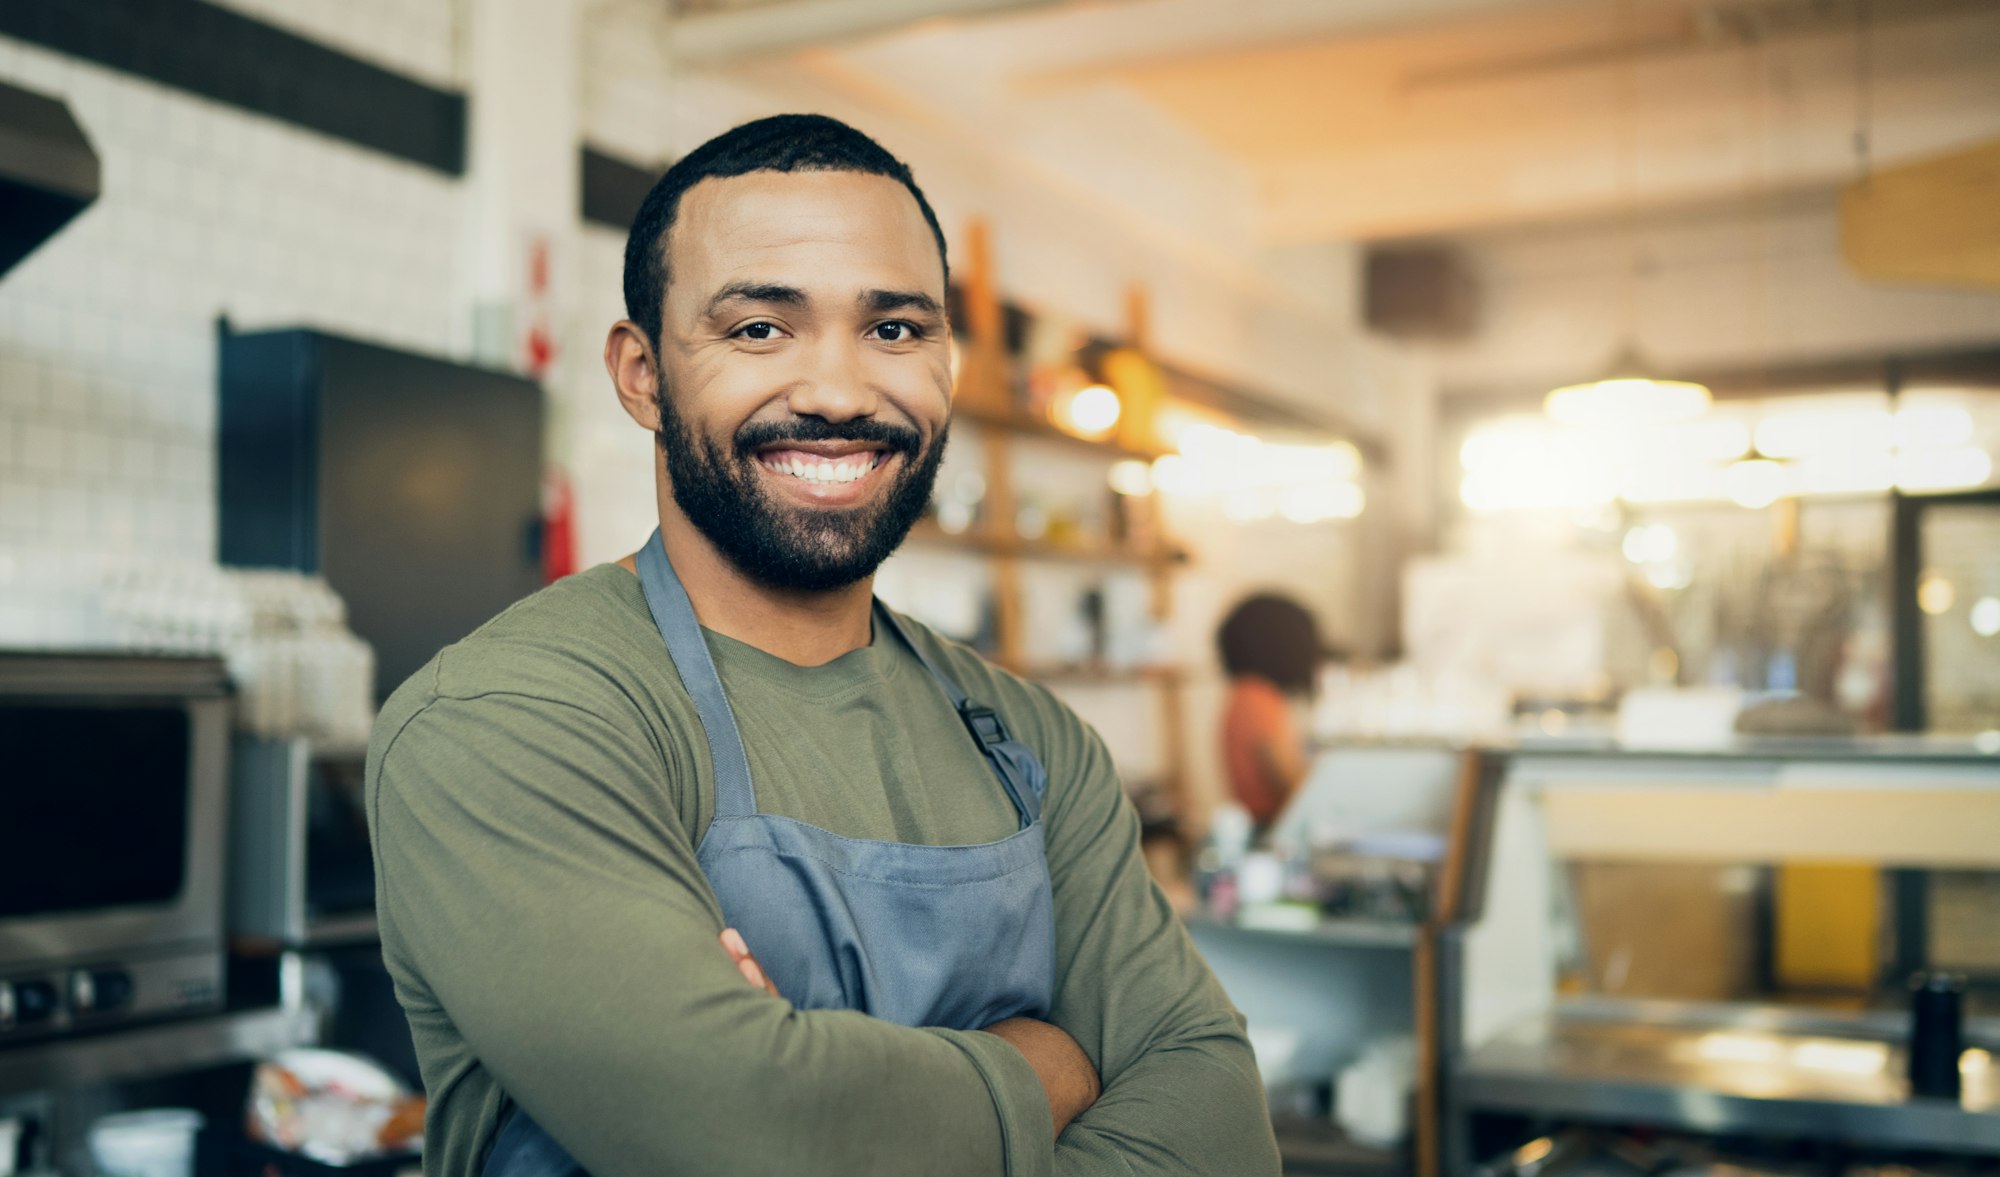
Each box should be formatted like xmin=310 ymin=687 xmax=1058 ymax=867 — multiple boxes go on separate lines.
xmin=551 ymin=225 xmax=660 ymax=566
xmin=211 ymin=0 xmax=462 ymax=89
xmin=0 ymin=16 xmax=462 ymax=567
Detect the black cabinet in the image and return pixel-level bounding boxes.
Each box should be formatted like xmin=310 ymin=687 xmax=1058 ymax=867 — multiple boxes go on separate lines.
xmin=218 ymin=327 xmax=544 ymax=704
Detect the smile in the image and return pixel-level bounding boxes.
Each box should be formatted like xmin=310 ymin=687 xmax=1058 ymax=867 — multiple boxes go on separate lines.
xmin=755 ymin=449 xmax=886 ymax=486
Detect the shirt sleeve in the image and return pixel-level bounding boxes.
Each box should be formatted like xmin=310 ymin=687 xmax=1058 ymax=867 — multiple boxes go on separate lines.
xmin=369 ymin=689 xmax=1055 ymax=1177
xmin=1032 ymin=699 xmax=1283 ymax=1175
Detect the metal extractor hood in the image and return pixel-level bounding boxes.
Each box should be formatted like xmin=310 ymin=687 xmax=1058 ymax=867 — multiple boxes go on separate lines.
xmin=0 ymin=78 xmax=99 ymax=280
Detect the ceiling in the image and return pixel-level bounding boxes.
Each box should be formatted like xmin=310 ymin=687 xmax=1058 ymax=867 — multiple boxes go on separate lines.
xmin=680 ymin=0 xmax=2000 ymax=244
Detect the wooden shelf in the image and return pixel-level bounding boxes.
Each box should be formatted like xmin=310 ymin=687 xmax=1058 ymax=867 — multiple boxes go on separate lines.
xmin=906 ymin=519 xmax=1184 ymax=568
xmin=949 ymin=224 xmax=1191 ymax=831
xmin=952 ymin=398 xmax=1167 ymax=462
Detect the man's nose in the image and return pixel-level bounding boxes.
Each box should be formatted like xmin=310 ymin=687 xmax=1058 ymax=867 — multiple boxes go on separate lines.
xmin=784 ymin=338 xmax=881 ymax=424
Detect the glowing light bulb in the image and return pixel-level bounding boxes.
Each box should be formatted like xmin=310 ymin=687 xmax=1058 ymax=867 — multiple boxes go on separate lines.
xmin=1058 ymin=384 xmax=1121 ymax=438
xmin=1106 ymin=459 xmax=1153 ymax=497
xmin=1725 ymin=459 xmax=1790 ymax=509
xmin=1544 ymin=376 xmax=1710 ymax=427
xmin=1972 ymin=597 xmax=2000 ymax=638
xmin=1918 ymin=573 xmax=1956 ymax=617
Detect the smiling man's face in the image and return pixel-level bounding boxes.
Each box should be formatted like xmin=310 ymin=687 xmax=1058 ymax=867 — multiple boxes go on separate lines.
xmin=652 ymin=169 xmax=952 ymax=592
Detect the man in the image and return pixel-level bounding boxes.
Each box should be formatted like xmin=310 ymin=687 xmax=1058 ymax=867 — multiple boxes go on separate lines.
xmin=366 ymin=113 xmax=1280 ymax=1177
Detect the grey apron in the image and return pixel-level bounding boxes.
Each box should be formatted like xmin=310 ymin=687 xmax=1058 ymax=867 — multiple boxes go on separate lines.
xmin=480 ymin=529 xmax=1058 ymax=1177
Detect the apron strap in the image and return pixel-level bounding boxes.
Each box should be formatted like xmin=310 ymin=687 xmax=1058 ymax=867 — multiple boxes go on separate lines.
xmin=873 ymin=604 xmax=1045 ymax=830
xmin=635 ymin=527 xmax=1042 ymax=828
xmin=636 ymin=529 xmax=758 ymax=819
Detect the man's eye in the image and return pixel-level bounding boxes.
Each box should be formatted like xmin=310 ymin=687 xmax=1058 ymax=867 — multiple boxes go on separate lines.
xmin=736 ymin=322 xmax=781 ymax=341
xmin=873 ymin=320 xmax=924 ymax=343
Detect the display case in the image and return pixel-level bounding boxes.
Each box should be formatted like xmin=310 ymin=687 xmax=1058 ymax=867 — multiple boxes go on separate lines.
xmin=1449 ymin=741 xmax=2000 ymax=1173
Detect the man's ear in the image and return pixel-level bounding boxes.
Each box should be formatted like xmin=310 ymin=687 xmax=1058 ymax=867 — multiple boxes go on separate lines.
xmin=605 ymin=320 xmax=662 ymax=431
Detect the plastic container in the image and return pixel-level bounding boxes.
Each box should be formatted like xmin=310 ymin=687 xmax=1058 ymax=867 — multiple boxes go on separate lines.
xmin=87 ymin=1109 xmax=204 ymax=1177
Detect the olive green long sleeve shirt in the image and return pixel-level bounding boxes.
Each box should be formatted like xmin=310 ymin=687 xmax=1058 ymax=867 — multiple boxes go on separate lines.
xmin=365 ymin=563 xmax=1279 ymax=1177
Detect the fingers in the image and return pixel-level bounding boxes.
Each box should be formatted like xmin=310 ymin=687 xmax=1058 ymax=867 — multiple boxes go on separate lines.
xmin=719 ymin=928 xmax=780 ymax=997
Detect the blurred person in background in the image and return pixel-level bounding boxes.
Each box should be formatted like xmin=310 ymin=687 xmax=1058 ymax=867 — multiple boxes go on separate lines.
xmin=1218 ymin=594 xmax=1337 ymax=836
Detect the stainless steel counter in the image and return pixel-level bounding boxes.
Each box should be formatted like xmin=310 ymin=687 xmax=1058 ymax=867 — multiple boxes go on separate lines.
xmin=0 ymin=1006 xmax=317 ymax=1096
xmin=1320 ymin=733 xmax=2000 ymax=768
xmin=1459 ymin=1002 xmax=2000 ymax=1156
xmin=1184 ymin=911 xmax=1419 ymax=950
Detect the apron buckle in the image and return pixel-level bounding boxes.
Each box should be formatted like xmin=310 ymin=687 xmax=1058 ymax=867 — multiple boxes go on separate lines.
xmin=958 ymin=701 xmax=1010 ymax=747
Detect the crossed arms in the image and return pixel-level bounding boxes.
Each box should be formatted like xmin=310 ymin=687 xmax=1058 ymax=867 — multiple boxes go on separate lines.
xmin=371 ymin=687 xmax=1280 ymax=1176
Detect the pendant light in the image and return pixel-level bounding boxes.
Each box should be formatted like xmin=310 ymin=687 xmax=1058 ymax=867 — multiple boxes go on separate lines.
xmin=1545 ymin=0 xmax=1710 ymax=429
xmin=1545 ymin=345 xmax=1711 ymax=427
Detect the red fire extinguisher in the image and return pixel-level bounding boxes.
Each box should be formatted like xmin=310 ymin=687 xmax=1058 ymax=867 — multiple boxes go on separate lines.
xmin=542 ymin=467 xmax=578 ymax=583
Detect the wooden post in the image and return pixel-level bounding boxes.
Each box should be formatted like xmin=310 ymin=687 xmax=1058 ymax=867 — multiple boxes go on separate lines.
xmin=961 ymin=218 xmax=1022 ymax=667
xmin=1415 ymin=748 xmax=1492 ymax=1177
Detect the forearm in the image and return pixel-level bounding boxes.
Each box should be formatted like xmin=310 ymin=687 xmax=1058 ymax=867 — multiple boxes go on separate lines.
xmin=507 ymin=1003 xmax=1046 ymax=1177
xmin=1051 ymin=1024 xmax=1277 ymax=1176
xmin=387 ymin=857 xmax=1053 ymax=1177
xmin=1021 ymin=697 xmax=1278 ymax=1174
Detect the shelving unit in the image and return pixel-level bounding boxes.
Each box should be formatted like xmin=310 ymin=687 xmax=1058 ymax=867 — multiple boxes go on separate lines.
xmin=905 ymin=519 xmax=1184 ymax=570
xmin=927 ymin=218 xmax=1193 ymax=819
xmin=950 ymin=397 xmax=1167 ymax=463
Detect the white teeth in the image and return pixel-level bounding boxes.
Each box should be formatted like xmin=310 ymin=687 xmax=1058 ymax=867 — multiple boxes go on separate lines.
xmin=763 ymin=453 xmax=879 ymax=484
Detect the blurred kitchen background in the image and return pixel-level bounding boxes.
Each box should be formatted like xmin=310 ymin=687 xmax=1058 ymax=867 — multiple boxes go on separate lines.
xmin=1 ymin=1 xmax=1998 ymax=1175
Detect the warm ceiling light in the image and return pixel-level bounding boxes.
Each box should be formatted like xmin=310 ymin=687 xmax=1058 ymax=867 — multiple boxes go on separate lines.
xmin=1754 ymin=408 xmax=1892 ymax=459
xmin=1544 ymin=348 xmax=1711 ymax=427
xmin=1971 ymin=597 xmax=2000 ymax=638
xmin=1791 ymin=453 xmax=1895 ymax=497
xmin=1725 ymin=458 xmax=1790 ymax=509
xmin=1896 ymin=447 xmax=1993 ymax=493
xmin=1106 ymin=459 xmax=1153 ymax=497
xmin=1894 ymin=404 xmax=1975 ymax=450
xmin=1547 ymin=376 xmax=1712 ymax=427
xmin=1654 ymin=418 xmax=1752 ymax=462
xmin=1056 ymin=384 xmax=1121 ymax=439
xmin=1149 ymin=454 xmax=1202 ymax=498
xmin=1278 ymin=482 xmax=1365 ymax=524
xmin=1918 ymin=573 xmax=1956 ymax=617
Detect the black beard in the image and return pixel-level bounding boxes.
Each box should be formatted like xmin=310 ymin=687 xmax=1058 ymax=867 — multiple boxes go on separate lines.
xmin=656 ymin=393 xmax=946 ymax=593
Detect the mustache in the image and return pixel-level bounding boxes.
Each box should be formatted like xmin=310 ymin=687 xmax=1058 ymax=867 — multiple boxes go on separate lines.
xmin=733 ymin=416 xmax=924 ymax=459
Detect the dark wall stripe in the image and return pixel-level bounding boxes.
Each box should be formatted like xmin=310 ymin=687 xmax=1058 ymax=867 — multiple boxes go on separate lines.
xmin=0 ymin=0 xmax=466 ymax=175
xmin=581 ymin=144 xmax=661 ymax=232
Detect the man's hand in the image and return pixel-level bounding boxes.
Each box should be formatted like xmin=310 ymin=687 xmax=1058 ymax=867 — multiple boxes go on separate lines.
xmin=979 ymin=1017 xmax=1100 ymax=1137
xmin=721 ymin=928 xmax=779 ymax=997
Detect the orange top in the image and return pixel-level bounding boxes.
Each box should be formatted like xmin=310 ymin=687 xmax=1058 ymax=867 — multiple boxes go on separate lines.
xmin=1221 ymin=676 xmax=1299 ymax=827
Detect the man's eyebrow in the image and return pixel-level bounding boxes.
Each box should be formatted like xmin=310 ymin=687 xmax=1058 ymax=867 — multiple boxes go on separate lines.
xmin=704 ymin=282 xmax=808 ymax=317
xmin=863 ymin=289 xmax=944 ymax=317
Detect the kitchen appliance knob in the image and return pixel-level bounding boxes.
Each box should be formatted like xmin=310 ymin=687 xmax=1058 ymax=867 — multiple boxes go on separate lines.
xmin=90 ymin=968 xmax=135 ymax=1010
xmin=13 ymin=980 xmax=57 ymax=1024
xmin=69 ymin=970 xmax=95 ymax=1013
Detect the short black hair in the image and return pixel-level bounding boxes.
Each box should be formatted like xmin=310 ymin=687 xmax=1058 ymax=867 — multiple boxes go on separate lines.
xmin=622 ymin=113 xmax=950 ymax=347
xmin=1217 ymin=593 xmax=1339 ymax=695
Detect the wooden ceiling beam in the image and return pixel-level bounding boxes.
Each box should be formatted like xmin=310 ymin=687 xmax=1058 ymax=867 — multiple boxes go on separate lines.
xmin=1841 ymin=136 xmax=2000 ymax=292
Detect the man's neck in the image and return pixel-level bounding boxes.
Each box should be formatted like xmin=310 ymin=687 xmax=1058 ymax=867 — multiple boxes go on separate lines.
xmin=621 ymin=505 xmax=876 ymax=669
